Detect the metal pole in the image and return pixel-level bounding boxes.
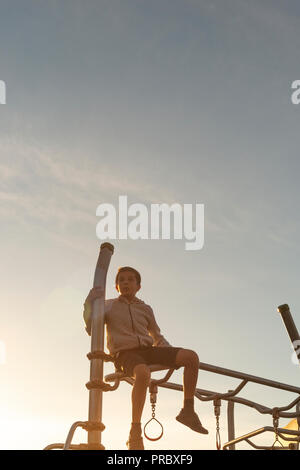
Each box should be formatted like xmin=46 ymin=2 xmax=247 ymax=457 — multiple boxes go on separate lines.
xmin=277 ymin=304 xmax=300 ymax=365
xmin=198 ymin=361 xmax=300 ymax=394
xmin=87 ymin=242 xmax=114 ymax=448
xmin=227 ymin=390 xmax=235 ymax=450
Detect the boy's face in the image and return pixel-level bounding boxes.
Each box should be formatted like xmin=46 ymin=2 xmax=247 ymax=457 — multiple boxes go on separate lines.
xmin=116 ymin=270 xmax=140 ymax=298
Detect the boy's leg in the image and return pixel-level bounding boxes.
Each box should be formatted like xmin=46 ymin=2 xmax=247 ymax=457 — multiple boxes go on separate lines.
xmin=175 ymin=348 xmax=199 ymax=400
xmin=175 ymin=348 xmax=209 ymax=435
xmin=136 ymin=346 xmax=208 ymax=434
xmin=127 ymin=364 xmax=150 ymax=450
xmin=128 ymin=363 xmax=151 ymax=450
xmin=115 ymin=349 xmax=150 ymax=449
xmin=131 ymin=363 xmax=151 ymax=423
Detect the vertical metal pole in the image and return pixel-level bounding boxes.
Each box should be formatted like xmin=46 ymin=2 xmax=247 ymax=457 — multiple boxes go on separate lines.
xmin=87 ymin=243 xmax=114 ymax=448
xmin=227 ymin=392 xmax=235 ymax=450
xmin=277 ymin=304 xmax=300 ymax=365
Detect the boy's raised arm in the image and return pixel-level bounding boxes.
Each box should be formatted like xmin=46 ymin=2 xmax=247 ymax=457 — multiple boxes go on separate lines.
xmin=147 ymin=307 xmax=172 ymax=347
xmin=83 ymin=287 xmax=104 ymax=336
xmin=83 ymin=299 xmax=92 ymax=336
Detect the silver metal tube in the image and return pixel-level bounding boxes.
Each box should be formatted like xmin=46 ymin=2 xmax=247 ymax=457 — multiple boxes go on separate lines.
xmin=64 ymin=422 xmax=86 ymax=450
xmin=87 ymin=243 xmax=114 ymax=447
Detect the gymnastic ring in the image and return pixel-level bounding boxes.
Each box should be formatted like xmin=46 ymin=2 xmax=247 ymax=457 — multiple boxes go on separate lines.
xmin=143 ymin=417 xmax=164 ymax=441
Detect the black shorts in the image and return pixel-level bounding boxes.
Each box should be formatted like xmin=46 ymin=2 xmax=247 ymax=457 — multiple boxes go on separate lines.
xmin=114 ymin=346 xmax=182 ymax=377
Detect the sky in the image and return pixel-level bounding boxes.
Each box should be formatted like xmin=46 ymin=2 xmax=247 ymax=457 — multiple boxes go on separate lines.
xmin=1 ymin=0 xmax=300 ymax=450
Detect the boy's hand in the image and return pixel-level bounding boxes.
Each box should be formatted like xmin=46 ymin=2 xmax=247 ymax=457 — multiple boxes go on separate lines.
xmin=85 ymin=287 xmax=104 ymax=305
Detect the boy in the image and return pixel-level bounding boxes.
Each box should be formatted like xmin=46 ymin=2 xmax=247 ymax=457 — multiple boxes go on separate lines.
xmin=83 ymin=266 xmax=208 ymax=450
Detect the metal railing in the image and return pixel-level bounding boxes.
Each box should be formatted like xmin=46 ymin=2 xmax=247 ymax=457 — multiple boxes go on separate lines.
xmin=103 ymin=359 xmax=300 ymax=450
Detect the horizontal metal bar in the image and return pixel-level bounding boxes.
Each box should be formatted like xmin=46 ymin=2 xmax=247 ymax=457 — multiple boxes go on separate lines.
xmin=199 ymin=361 xmax=300 ymax=394
xmin=138 ymin=380 xmax=300 ymax=419
xmin=115 ymin=361 xmax=300 ymax=395
xmin=196 ymin=379 xmax=248 ymax=402
xmin=220 ymin=395 xmax=300 ymax=419
xmin=44 ymin=443 xmax=65 ymax=450
xmin=223 ymin=426 xmax=300 ymax=450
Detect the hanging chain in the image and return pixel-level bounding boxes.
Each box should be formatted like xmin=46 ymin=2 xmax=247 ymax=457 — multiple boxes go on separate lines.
xmin=214 ymin=399 xmax=222 ymax=450
xmin=144 ymin=383 xmax=164 ymax=441
xmin=216 ymin=415 xmax=221 ymax=450
xmin=151 ymin=402 xmax=156 ymax=419
xmin=271 ymin=408 xmax=284 ymax=449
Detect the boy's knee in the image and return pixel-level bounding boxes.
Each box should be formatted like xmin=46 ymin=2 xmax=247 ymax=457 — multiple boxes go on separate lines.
xmin=188 ymin=350 xmax=200 ymax=367
xmin=176 ymin=349 xmax=200 ymax=368
xmin=133 ymin=364 xmax=151 ymax=383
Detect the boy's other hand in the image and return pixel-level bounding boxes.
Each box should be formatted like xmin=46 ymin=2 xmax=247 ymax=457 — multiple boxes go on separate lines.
xmin=85 ymin=287 xmax=104 ymax=305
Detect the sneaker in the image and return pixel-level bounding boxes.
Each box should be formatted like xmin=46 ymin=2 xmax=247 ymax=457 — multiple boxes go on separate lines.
xmin=126 ymin=435 xmax=144 ymax=450
xmin=126 ymin=425 xmax=144 ymax=450
xmin=176 ymin=408 xmax=209 ymax=434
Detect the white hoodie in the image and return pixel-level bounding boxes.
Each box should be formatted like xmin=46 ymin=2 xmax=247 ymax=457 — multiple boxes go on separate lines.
xmin=83 ymin=294 xmax=171 ymax=355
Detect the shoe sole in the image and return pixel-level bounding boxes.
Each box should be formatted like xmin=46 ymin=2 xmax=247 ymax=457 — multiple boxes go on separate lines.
xmin=176 ymin=415 xmax=209 ymax=434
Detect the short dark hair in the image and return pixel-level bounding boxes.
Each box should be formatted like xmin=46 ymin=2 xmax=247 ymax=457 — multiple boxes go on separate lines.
xmin=115 ymin=266 xmax=141 ymax=286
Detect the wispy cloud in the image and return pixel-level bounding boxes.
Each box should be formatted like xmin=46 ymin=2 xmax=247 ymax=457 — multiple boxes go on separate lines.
xmin=0 ymin=136 xmax=178 ymax=237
